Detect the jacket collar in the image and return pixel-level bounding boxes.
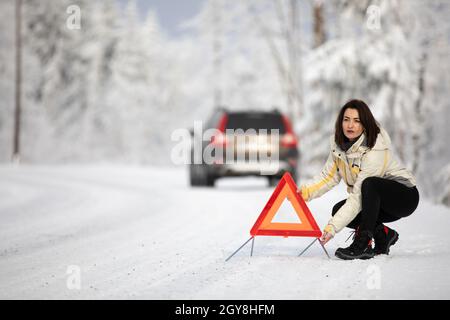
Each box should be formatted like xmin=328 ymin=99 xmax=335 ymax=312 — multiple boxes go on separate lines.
xmin=348 ymin=133 xmax=367 ymax=153
xmin=372 ymin=127 xmax=390 ymax=151
xmin=331 ymin=132 xmax=367 ymax=155
xmin=331 ymin=126 xmax=391 ymax=154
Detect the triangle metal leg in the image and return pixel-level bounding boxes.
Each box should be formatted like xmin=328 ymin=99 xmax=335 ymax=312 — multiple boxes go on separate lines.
xmin=227 ymin=236 xmax=331 ymax=261
xmin=225 ymin=236 xmax=254 ymax=262
xmin=298 ymin=238 xmax=318 ymax=257
xmin=297 ymin=238 xmax=331 ymax=259
xmin=319 ymin=241 xmax=331 ymax=259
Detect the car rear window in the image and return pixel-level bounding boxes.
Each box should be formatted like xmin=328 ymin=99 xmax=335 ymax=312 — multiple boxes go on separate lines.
xmin=225 ymin=113 xmax=286 ymax=134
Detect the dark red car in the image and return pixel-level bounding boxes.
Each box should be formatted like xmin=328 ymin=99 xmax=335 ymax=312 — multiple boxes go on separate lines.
xmin=189 ymin=108 xmax=300 ymax=187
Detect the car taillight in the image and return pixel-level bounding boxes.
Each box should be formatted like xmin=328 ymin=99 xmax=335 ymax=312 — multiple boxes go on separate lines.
xmin=211 ymin=132 xmax=228 ymax=146
xmin=217 ymin=114 xmax=228 ymax=132
xmin=281 ymin=133 xmax=298 ymax=148
xmin=211 ymin=114 xmax=229 ymax=147
xmin=281 ymin=115 xmax=298 ymax=148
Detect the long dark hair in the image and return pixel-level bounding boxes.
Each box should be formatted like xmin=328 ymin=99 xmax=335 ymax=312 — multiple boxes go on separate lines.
xmin=334 ymin=99 xmax=380 ymax=149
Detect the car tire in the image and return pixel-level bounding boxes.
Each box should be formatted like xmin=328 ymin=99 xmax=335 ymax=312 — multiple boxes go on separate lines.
xmin=268 ymin=176 xmax=280 ymax=187
xmin=290 ymin=170 xmax=298 ymax=183
xmin=267 ymin=170 xmax=297 ymax=188
xmin=190 ymin=164 xmax=207 ymax=186
xmin=205 ymin=174 xmax=216 ymax=187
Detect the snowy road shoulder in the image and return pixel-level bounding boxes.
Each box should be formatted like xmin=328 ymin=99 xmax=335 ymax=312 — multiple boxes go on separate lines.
xmin=0 ymin=165 xmax=449 ymax=299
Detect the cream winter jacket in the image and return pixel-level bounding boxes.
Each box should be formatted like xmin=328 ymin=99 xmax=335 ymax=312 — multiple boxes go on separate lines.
xmin=300 ymin=127 xmax=416 ymax=235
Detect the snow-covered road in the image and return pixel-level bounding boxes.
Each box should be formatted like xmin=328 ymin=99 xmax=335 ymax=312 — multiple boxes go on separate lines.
xmin=1 ymin=165 xmax=449 ymax=299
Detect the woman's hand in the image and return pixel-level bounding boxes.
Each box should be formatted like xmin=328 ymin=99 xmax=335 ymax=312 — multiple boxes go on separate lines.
xmin=320 ymin=232 xmax=333 ymax=245
xmin=319 ymin=224 xmax=335 ymax=245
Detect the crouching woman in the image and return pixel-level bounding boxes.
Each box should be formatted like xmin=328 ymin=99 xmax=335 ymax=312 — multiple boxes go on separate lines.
xmin=298 ymin=99 xmax=419 ymax=260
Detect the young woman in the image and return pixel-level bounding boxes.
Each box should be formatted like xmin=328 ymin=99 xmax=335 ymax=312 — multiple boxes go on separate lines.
xmin=297 ymin=99 xmax=419 ymax=260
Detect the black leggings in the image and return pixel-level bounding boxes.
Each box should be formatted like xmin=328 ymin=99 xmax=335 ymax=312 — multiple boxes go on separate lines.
xmin=332 ymin=177 xmax=419 ymax=233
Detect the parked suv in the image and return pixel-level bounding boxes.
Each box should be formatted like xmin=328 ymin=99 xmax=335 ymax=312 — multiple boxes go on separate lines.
xmin=189 ymin=108 xmax=300 ymax=187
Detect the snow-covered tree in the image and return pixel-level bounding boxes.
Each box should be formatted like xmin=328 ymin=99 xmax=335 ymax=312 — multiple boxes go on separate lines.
xmin=0 ymin=1 xmax=15 ymax=162
xmin=300 ymin=0 xmax=450 ymax=192
xmin=22 ymin=0 xmax=97 ymax=161
xmin=106 ymin=0 xmax=171 ymax=163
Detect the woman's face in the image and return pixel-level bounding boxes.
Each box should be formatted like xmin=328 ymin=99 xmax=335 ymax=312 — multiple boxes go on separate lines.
xmin=342 ymin=108 xmax=364 ymax=141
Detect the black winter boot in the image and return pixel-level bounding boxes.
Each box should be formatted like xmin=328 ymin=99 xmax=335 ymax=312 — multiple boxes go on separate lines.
xmin=335 ymin=230 xmax=375 ymax=260
xmin=374 ymin=224 xmax=399 ymax=255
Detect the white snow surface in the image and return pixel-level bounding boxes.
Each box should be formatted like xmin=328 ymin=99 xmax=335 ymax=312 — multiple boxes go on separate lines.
xmin=0 ymin=165 xmax=449 ymax=300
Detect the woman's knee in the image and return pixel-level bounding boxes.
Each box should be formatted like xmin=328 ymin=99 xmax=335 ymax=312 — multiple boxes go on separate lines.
xmin=361 ymin=176 xmax=383 ymax=194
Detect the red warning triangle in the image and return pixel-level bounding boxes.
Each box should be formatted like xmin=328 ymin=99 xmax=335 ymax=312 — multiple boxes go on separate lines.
xmin=250 ymin=172 xmax=322 ymax=238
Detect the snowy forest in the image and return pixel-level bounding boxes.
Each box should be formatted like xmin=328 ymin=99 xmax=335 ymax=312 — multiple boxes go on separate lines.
xmin=0 ymin=0 xmax=449 ymax=205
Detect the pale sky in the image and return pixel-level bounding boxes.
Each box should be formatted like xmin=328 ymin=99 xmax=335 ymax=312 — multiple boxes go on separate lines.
xmin=118 ymin=0 xmax=206 ymax=37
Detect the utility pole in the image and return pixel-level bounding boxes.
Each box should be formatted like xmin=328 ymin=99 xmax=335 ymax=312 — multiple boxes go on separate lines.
xmin=212 ymin=0 xmax=222 ymax=108
xmin=13 ymin=0 xmax=22 ymax=163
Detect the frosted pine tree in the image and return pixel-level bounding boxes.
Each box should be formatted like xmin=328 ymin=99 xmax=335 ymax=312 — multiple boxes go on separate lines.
xmin=80 ymin=0 xmax=121 ymax=161
xmin=22 ymin=0 xmax=94 ymax=161
xmin=106 ymin=1 xmax=168 ymax=163
xmin=0 ymin=1 xmax=15 ymax=161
